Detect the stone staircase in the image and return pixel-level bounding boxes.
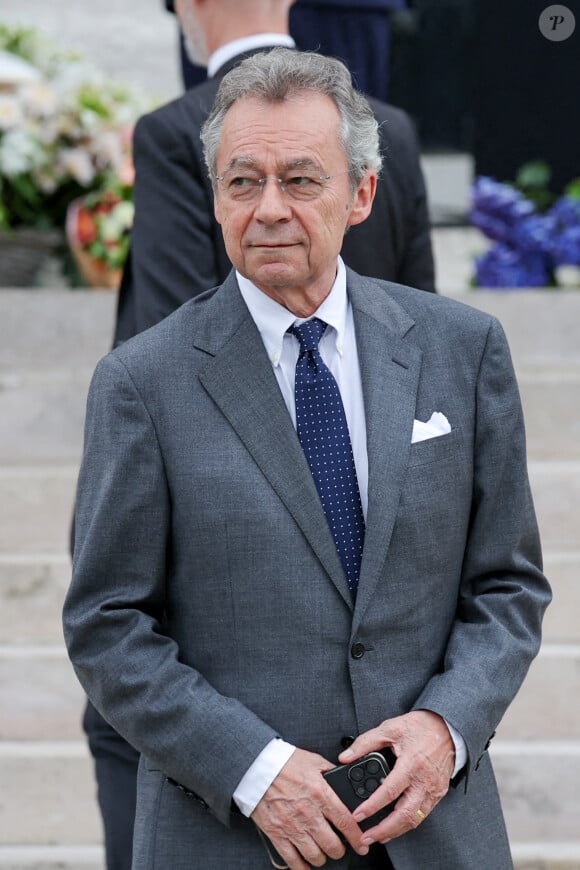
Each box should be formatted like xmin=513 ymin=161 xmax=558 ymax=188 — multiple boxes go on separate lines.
xmin=0 ymin=287 xmax=578 ymax=869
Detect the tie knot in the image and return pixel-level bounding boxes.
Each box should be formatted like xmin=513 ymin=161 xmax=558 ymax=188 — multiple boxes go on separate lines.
xmin=291 ymin=318 xmax=327 ymax=354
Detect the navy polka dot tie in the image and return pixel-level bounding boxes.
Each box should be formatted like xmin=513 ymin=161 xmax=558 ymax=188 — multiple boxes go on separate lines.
xmin=291 ymin=318 xmax=365 ymax=599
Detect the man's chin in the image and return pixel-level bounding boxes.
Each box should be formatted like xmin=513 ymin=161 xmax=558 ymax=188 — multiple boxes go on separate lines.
xmin=246 ymin=253 xmax=302 ymax=286
xmin=252 ymin=265 xmax=297 ymax=289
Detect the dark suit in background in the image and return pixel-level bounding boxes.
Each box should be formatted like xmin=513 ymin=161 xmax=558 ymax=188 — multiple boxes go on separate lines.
xmin=290 ymin=0 xmax=406 ymax=101
xmin=167 ymin=0 xmax=407 ymax=100
xmin=164 ymin=0 xmax=207 ymax=89
xmin=115 ymin=50 xmax=434 ymax=344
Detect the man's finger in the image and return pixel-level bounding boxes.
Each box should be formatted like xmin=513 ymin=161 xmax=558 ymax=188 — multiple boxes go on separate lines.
xmin=361 ymin=788 xmax=432 ymax=844
xmin=351 ymin=762 xmax=407 ymax=823
xmin=321 ymin=781 xmax=369 ymax=856
xmin=252 ymin=748 xmax=368 ymax=862
xmin=265 ymin=834 xmax=311 ymax=870
xmin=338 ymin=725 xmax=389 ymax=764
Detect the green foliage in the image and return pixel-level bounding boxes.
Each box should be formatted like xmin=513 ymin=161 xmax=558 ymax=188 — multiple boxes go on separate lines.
xmin=564 ymin=178 xmax=580 ymax=201
xmin=514 ymin=160 xmax=555 ymax=211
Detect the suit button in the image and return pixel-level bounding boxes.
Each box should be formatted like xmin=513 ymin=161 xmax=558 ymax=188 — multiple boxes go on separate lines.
xmin=351 ymin=642 xmax=366 ymax=659
xmin=341 ymin=735 xmax=355 ymax=750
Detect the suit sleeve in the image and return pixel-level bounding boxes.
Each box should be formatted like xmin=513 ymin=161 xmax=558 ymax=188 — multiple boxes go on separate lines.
xmin=63 ymin=353 xmax=278 ymax=825
xmin=129 ymin=107 xmax=224 ymax=333
xmin=412 ymin=317 xmax=551 ymax=782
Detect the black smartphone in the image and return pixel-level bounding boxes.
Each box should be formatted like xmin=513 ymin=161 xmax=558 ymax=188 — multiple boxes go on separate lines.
xmin=323 ymin=749 xmax=397 ymax=831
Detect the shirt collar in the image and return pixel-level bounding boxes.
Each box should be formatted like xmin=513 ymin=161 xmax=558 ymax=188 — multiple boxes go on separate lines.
xmin=208 ymin=35 xmax=296 ymax=78
xmin=237 ymin=257 xmax=348 ymax=367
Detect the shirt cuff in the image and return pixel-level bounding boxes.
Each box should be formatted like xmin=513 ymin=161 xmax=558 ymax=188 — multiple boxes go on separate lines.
xmin=232 ymin=739 xmax=296 ymax=817
xmin=444 ymin=718 xmax=467 ymax=778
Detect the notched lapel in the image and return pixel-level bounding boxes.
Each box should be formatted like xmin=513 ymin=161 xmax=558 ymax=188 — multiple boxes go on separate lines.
xmin=349 ymin=278 xmax=422 ymax=623
xmin=197 ymin=290 xmax=353 ymax=609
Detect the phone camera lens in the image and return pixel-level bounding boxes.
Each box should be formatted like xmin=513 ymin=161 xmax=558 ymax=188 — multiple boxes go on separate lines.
xmin=365 ymin=777 xmax=379 ymax=793
xmin=365 ymin=759 xmax=381 ymax=775
xmin=349 ymin=766 xmax=365 ymax=782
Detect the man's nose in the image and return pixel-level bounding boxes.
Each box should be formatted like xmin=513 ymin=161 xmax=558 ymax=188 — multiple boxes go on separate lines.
xmin=253 ymin=177 xmax=292 ymax=222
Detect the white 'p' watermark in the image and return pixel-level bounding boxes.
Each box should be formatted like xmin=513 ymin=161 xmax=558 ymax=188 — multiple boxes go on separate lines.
xmin=538 ymin=5 xmax=576 ymax=41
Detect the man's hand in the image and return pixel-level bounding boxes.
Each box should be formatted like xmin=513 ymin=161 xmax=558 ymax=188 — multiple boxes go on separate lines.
xmin=338 ymin=710 xmax=455 ymax=845
xmin=251 ymin=748 xmax=370 ymax=869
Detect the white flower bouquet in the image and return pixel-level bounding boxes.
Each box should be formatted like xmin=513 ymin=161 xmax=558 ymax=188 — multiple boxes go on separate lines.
xmin=0 ymin=24 xmax=148 ymax=232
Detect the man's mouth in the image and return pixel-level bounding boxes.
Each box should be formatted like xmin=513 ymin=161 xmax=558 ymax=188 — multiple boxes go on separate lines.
xmin=251 ymin=242 xmax=295 ymax=246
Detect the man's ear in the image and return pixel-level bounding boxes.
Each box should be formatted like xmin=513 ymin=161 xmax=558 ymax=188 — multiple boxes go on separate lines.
xmin=346 ymin=171 xmax=377 ymax=228
xmin=214 ymin=195 xmax=222 ymax=225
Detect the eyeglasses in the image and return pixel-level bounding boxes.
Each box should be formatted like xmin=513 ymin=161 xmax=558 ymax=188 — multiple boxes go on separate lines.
xmin=213 ymin=168 xmax=352 ymax=203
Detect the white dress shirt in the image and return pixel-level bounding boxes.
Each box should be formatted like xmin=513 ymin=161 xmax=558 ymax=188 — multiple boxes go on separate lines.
xmin=207 ymin=33 xmax=295 ymax=79
xmin=232 ymin=259 xmax=466 ymax=816
xmin=237 ymin=257 xmax=368 ymax=518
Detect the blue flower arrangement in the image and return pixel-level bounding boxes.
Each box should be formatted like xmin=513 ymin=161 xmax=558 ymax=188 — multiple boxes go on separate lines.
xmin=470 ymin=162 xmax=580 ymax=288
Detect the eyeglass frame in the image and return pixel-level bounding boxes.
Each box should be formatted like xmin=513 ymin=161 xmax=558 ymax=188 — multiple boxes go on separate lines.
xmin=211 ymin=166 xmax=356 ymax=201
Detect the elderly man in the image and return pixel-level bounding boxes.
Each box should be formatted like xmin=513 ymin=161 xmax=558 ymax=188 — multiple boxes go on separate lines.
xmin=83 ymin=4 xmax=435 ymax=867
xmin=64 ymin=49 xmax=550 ymax=870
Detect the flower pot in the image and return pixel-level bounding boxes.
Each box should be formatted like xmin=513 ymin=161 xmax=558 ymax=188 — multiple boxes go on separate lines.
xmin=68 ymin=240 xmax=122 ymax=290
xmin=0 ymin=228 xmax=64 ymax=287
xmin=66 ymin=196 xmax=127 ymax=290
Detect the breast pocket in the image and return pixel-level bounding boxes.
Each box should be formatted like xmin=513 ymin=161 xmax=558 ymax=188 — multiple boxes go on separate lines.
xmin=396 ymin=427 xmax=471 ymax=562
xmin=407 ymin=428 xmax=460 ymax=467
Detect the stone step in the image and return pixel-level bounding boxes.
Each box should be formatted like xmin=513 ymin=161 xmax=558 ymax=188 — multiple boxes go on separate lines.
xmin=518 ymin=375 xmax=580 ymax=462
xmin=0 ymin=556 xmax=70 ymax=646
xmin=1 ymin=297 xmax=578 ymax=469
xmin=0 ymin=742 xmax=101 ymax=846
xmin=0 ymin=846 xmax=104 ymax=870
xmin=0 ymin=371 xmax=91 ymax=465
xmin=492 ymin=742 xmax=580 ymax=844
xmin=0 ymin=467 xmax=77 ymax=556
xmin=0 ymin=640 xmax=577 ymax=742
xmin=0 ymin=292 xmax=115 ymax=375
xmin=2 ymin=368 xmax=578 ymax=465
xmin=0 ymin=648 xmax=85 ymax=741
xmin=2 ymin=290 xmax=579 ymax=371
xmin=541 ymin=553 xmax=580 ymax=644
xmin=0 ymin=461 xmax=577 ymax=557
xmin=0 ymin=739 xmax=578 ymax=847
xmin=0 ymin=847 xmax=578 ymax=870
xmin=0 ymin=550 xmax=577 ymax=646
xmin=528 ymin=462 xmax=580 ymax=552
xmin=497 ymin=644 xmax=580 ymax=740
xmin=464 ymin=291 xmax=580 ymax=368
xmin=512 ymin=844 xmax=580 ymax=870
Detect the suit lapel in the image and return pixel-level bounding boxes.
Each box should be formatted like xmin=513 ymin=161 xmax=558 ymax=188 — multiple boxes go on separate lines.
xmin=195 ymin=275 xmax=353 ymax=609
xmin=192 ymin=272 xmax=423 ymax=615
xmin=347 ymin=274 xmax=423 ymax=625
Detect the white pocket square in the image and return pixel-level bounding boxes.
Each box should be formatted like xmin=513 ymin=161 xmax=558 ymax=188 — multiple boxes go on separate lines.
xmin=411 ymin=412 xmax=452 ymax=444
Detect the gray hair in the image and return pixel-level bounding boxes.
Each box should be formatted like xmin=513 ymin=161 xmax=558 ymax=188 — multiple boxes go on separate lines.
xmin=200 ymin=48 xmax=382 ymax=192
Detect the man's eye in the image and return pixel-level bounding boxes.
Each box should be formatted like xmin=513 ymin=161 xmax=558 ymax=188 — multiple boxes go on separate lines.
xmin=230 ymin=176 xmax=258 ymax=188
xmin=286 ymin=175 xmax=317 ymax=187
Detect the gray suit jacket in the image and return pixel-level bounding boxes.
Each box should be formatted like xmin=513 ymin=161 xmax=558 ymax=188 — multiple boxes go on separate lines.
xmin=64 ymin=270 xmax=550 ymax=869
